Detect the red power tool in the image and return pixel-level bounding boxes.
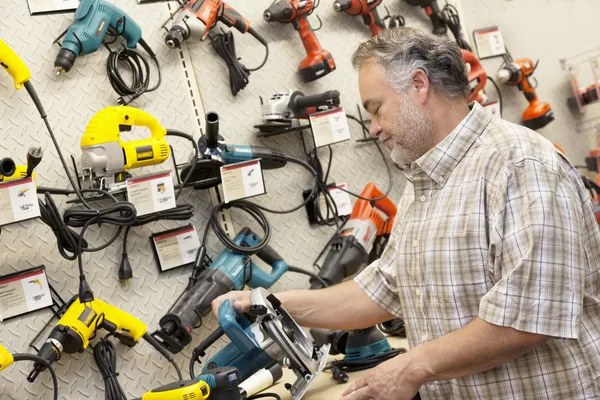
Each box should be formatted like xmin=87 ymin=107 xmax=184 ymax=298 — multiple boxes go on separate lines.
xmin=461 ymin=49 xmax=487 ymax=104
xmin=165 ymin=0 xmax=266 ymax=48
xmin=497 ymin=57 xmax=554 ymax=130
xmin=264 ymin=0 xmax=336 ymax=82
xmin=310 ymin=183 xmax=397 ymax=289
xmin=332 ymin=0 xmax=385 ymax=36
xmin=403 ymin=0 xmax=446 ymax=35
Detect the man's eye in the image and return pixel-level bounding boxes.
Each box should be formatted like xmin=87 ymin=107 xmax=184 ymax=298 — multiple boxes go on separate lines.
xmin=373 ymin=107 xmax=380 ymax=116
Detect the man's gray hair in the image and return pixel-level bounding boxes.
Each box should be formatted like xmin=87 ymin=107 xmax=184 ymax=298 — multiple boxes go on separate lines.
xmin=352 ymin=27 xmax=469 ymax=99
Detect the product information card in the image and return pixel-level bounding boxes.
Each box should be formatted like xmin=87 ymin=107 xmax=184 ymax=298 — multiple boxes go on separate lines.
xmin=126 ymin=172 xmax=176 ymax=217
xmin=221 ymin=160 xmax=266 ymax=203
xmin=0 ymin=267 xmax=53 ymax=321
xmin=27 ymin=0 xmax=79 ymax=15
xmin=319 ymin=183 xmax=353 ymax=217
xmin=0 ymin=178 xmax=41 ymax=227
xmin=309 ymin=108 xmax=351 ymax=148
xmin=152 ymin=226 xmax=200 ymax=272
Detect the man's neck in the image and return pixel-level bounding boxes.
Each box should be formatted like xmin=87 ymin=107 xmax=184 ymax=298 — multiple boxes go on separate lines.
xmin=429 ymin=97 xmax=471 ymax=147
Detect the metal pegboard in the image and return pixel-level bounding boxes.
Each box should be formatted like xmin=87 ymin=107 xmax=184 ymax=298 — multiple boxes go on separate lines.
xmin=0 ymin=0 xmax=465 ymax=398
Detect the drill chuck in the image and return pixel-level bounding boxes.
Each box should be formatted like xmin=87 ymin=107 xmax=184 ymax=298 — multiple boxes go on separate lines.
xmin=333 ymin=0 xmax=352 ymax=12
xmin=27 ymin=340 xmax=62 ymax=383
xmin=0 ymin=158 xmax=16 ymax=178
xmin=165 ymin=25 xmax=189 ymax=49
xmin=263 ymin=2 xmax=293 ymax=22
xmin=54 ymin=49 xmax=77 ymax=75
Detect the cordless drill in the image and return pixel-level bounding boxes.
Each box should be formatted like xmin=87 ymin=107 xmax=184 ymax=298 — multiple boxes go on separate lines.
xmin=497 ymin=58 xmax=554 ymax=130
xmin=403 ymin=0 xmax=446 ymax=35
xmin=165 ymin=0 xmax=266 ymax=48
xmin=54 ymin=0 xmax=145 ymax=75
xmin=27 ymin=296 xmax=163 ymax=382
xmin=333 ymin=0 xmax=385 ymax=37
xmin=152 ymin=228 xmax=288 ymax=354
xmin=462 ymin=49 xmax=487 ymax=104
xmin=264 ymin=0 xmax=336 ymax=82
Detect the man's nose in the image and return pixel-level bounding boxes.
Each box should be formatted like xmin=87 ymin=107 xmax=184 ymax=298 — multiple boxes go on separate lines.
xmin=369 ymin=121 xmax=382 ymax=138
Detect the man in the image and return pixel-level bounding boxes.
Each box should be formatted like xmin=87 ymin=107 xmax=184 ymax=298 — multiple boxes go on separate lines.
xmin=213 ymin=28 xmax=600 ymax=399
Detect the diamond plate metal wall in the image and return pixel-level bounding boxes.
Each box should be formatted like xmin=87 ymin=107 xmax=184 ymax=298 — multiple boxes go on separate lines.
xmin=0 ymin=0 xmax=464 ymax=398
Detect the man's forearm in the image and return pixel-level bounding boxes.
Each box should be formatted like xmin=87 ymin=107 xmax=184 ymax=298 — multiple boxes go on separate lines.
xmin=406 ymin=317 xmax=551 ymax=384
xmin=276 ymin=280 xmax=396 ymax=330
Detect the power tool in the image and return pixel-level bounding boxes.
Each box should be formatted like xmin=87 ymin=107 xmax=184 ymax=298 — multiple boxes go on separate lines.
xmin=0 ymin=148 xmax=43 ymax=182
xmin=54 ymin=0 xmax=143 ymax=75
xmin=190 ymin=288 xmax=330 ymax=399
xmin=80 ymin=106 xmax=170 ymax=192
xmin=180 ymin=112 xmax=289 ymax=189
xmin=137 ymin=379 xmax=210 ymax=400
xmin=333 ymin=0 xmax=385 ymax=36
xmin=264 ymin=0 xmax=336 ymax=82
xmin=462 ymin=49 xmax=487 ymax=104
xmin=152 ymin=227 xmax=289 ymax=354
xmin=403 ymin=0 xmax=446 ymax=35
xmin=310 ymin=183 xmax=396 ymax=289
xmin=1 ymin=344 xmax=59 ymax=400
xmin=27 ymin=296 xmax=171 ymax=383
xmin=497 ymin=57 xmax=555 ymax=130
xmin=254 ymin=90 xmax=341 ymax=137
xmin=165 ymin=0 xmax=265 ymax=48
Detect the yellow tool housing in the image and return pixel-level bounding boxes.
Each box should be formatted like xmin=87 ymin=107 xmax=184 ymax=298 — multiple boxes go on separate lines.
xmin=0 ymin=39 xmax=31 ymax=90
xmin=0 ymin=344 xmax=14 ymax=372
xmin=0 ymin=165 xmax=31 ymax=182
xmin=141 ymin=380 xmax=210 ymax=400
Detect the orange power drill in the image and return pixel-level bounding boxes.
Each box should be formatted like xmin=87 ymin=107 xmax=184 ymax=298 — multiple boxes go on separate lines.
xmin=332 ymin=0 xmax=385 ymax=37
xmin=165 ymin=0 xmax=266 ymax=48
xmin=497 ymin=58 xmax=554 ymax=130
xmin=264 ymin=0 xmax=336 ymax=82
xmin=461 ymin=49 xmax=487 ymax=104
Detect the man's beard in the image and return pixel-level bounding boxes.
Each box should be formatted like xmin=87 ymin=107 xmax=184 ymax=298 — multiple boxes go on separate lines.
xmin=387 ymin=96 xmax=435 ymax=166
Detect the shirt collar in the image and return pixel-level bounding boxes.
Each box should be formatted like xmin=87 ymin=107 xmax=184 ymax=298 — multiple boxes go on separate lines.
xmin=411 ymin=102 xmax=491 ymax=185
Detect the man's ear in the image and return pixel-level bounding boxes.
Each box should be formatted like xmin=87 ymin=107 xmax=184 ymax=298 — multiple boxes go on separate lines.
xmin=412 ymin=69 xmax=430 ymax=105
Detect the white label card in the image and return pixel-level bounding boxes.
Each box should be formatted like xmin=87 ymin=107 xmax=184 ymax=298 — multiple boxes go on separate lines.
xmin=309 ymin=108 xmax=351 ymax=148
xmin=126 ymin=172 xmax=177 ymax=217
xmin=221 ymin=160 xmax=266 ymax=203
xmin=0 ymin=178 xmax=41 ymax=227
xmin=483 ymin=101 xmax=502 ymax=121
xmin=473 ymin=27 xmax=506 ymax=59
xmin=153 ymin=226 xmax=200 ymax=272
xmin=319 ymin=183 xmax=352 ymax=217
xmin=27 ymin=0 xmax=79 ymax=15
xmin=0 ymin=267 xmax=53 ymax=321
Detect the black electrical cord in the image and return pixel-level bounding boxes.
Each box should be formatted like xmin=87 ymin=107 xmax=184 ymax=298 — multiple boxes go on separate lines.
xmin=93 ymin=336 xmax=127 ymax=400
xmin=11 ymin=354 xmax=59 ymax=400
xmin=167 ymin=130 xmax=199 ymax=199
xmin=441 ymin=2 xmax=471 ymax=51
xmin=208 ymin=29 xmax=269 ymax=96
xmin=377 ymin=318 xmax=406 ymax=337
xmin=287 ymin=265 xmax=329 ymax=288
xmin=247 ymin=394 xmax=282 ymax=400
xmin=328 ymin=347 xmax=406 ymax=373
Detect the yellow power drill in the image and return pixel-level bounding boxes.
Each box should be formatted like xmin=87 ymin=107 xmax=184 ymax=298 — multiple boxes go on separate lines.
xmin=27 ymin=296 xmax=149 ymax=382
xmin=1 ymin=343 xmax=60 ymax=399
xmin=136 ymin=380 xmax=210 ymax=400
xmin=81 ymin=106 xmax=171 ymax=191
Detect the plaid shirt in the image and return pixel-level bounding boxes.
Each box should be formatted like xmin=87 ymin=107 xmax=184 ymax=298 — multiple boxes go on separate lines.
xmin=355 ymin=102 xmax=600 ymax=399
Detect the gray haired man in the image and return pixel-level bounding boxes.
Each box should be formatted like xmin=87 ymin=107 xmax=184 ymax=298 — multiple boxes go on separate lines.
xmin=214 ymin=28 xmax=600 ymax=400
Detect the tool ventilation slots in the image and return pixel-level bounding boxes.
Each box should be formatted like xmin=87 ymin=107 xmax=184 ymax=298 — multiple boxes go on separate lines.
xmin=158 ymin=143 xmax=169 ymax=158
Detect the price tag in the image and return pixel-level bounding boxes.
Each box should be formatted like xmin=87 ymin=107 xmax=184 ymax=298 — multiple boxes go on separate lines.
xmin=319 ymin=183 xmax=352 ymax=217
xmin=0 ymin=266 xmax=53 ymax=321
xmin=220 ymin=160 xmax=266 ymax=203
xmin=26 ymin=0 xmax=79 ymax=15
xmin=0 ymin=178 xmax=41 ymax=227
xmin=126 ymin=172 xmax=176 ymax=217
xmin=151 ymin=225 xmax=200 ymax=272
xmin=309 ymin=108 xmax=351 ymax=148
xmin=473 ymin=27 xmax=506 ymax=59
xmin=483 ymin=101 xmax=502 ymax=121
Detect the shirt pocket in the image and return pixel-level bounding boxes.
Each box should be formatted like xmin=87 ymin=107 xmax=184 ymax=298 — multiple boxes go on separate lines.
xmin=425 ymin=234 xmax=492 ymax=325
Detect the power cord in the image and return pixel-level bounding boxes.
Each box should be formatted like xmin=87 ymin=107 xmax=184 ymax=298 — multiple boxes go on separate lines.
xmin=93 ymin=336 xmax=127 ymax=400
xmin=208 ymin=29 xmax=269 ymax=96
xmin=377 ymin=318 xmax=406 ymax=337
xmin=287 ymin=265 xmax=329 ymax=288
xmin=11 ymin=354 xmax=59 ymax=400
xmin=328 ymin=347 xmax=406 ymax=374
xmin=441 ymin=2 xmax=471 ymax=51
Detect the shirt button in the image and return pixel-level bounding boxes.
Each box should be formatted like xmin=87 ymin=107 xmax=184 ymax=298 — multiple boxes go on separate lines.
xmin=412 ymin=239 xmax=418 ymax=247
xmin=420 ymin=195 xmax=426 ymax=202
xmin=415 ymin=288 xmax=422 ymax=296
xmin=429 ymin=384 xmax=437 ymax=392
xmin=421 ymin=333 xmax=428 ymax=342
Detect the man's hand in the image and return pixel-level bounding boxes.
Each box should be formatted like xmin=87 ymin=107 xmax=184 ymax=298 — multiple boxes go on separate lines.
xmin=340 ymin=352 xmax=424 ymax=400
xmin=211 ymin=291 xmax=251 ymax=317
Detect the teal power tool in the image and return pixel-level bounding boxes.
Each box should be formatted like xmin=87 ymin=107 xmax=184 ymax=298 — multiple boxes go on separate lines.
xmin=152 ymin=228 xmax=288 ymax=354
xmin=190 ymin=288 xmax=330 ymax=400
xmin=180 ymin=112 xmax=288 ymax=189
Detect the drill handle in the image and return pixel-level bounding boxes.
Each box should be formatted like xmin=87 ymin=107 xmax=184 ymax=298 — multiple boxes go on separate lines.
xmin=363 ymin=9 xmax=384 ymax=36
xmin=107 ymin=2 xmax=143 ymax=48
xmin=424 ymin=1 xmax=446 ymax=35
xmin=98 ymin=299 xmax=148 ymax=342
xmin=221 ymin=3 xmax=251 ymax=34
xmin=0 ymin=39 xmax=32 ymax=90
xmin=252 ymin=243 xmax=289 ymax=288
xmin=295 ymin=16 xmax=325 ymax=59
xmin=520 ymin=77 xmax=538 ymax=102
xmin=360 ymin=183 xmax=397 ymax=220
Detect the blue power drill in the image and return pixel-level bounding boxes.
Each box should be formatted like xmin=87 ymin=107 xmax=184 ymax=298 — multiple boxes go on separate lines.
xmin=152 ymin=227 xmax=288 ymax=354
xmin=54 ymin=0 xmax=143 ymax=75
